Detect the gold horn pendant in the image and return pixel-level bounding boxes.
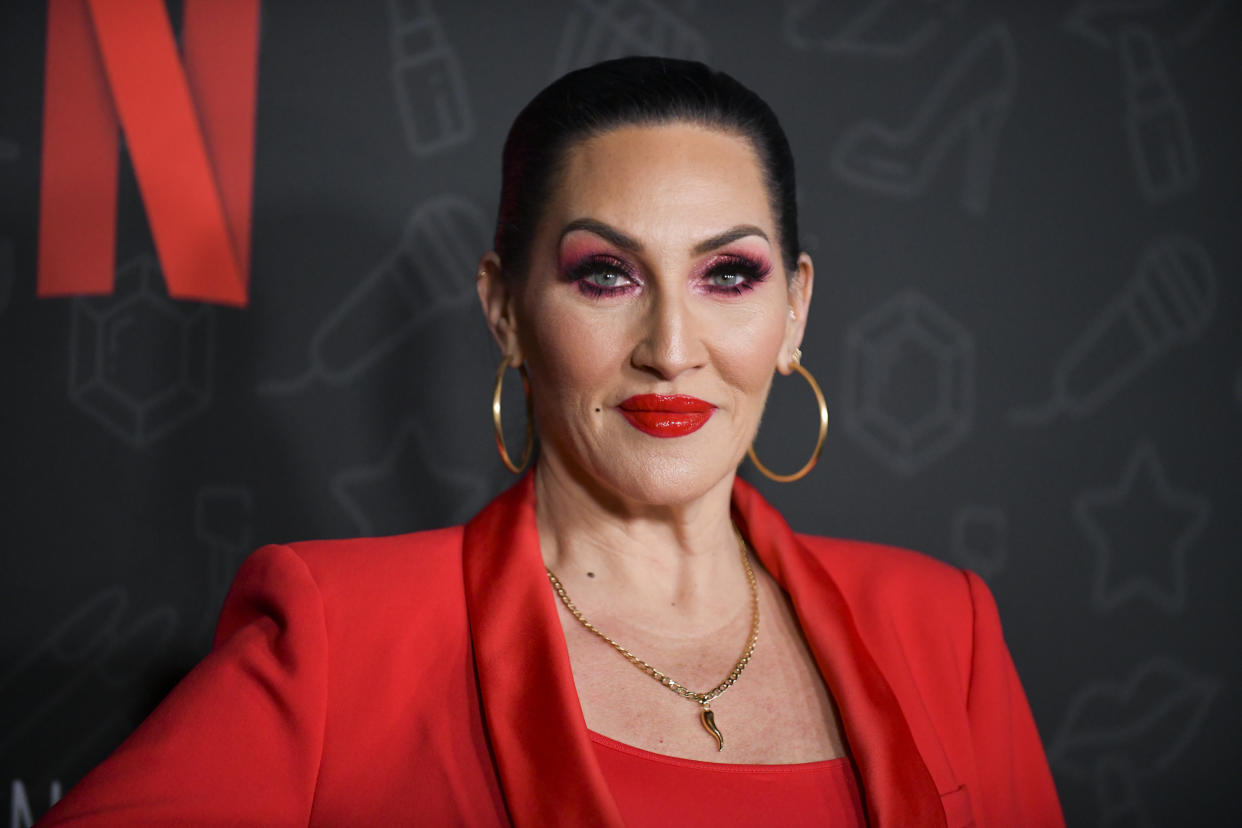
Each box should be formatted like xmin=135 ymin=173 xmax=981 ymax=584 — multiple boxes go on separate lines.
xmin=700 ymin=707 xmax=724 ymax=751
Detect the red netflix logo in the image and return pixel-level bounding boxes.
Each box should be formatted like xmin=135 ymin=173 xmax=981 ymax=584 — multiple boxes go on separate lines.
xmin=38 ymin=0 xmax=260 ymax=307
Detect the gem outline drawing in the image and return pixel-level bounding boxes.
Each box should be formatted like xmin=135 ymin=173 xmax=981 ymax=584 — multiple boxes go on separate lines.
xmin=68 ymin=254 xmax=215 ymax=448
xmin=842 ymin=289 xmax=974 ymax=477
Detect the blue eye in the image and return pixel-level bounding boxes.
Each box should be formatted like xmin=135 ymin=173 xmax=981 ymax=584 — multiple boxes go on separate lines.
xmin=708 ymin=271 xmax=747 ymax=288
xmin=702 ymin=254 xmax=770 ymax=295
xmin=585 ymin=270 xmax=632 ymax=288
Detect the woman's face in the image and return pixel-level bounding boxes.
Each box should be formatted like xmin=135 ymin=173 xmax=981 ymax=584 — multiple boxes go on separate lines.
xmin=483 ymin=123 xmax=812 ymax=507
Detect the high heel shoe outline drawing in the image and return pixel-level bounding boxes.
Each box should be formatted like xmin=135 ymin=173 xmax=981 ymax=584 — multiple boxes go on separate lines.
xmin=784 ymin=0 xmax=964 ymax=59
xmin=830 ymin=23 xmax=1017 ymax=215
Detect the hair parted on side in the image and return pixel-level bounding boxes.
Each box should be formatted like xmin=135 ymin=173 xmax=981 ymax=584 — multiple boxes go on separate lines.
xmin=494 ymin=56 xmax=802 ymax=279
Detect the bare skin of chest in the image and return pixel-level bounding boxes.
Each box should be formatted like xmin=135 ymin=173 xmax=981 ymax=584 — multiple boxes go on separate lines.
xmin=555 ymin=566 xmax=850 ymax=764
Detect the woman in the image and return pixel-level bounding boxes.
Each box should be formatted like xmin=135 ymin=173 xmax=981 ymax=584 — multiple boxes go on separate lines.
xmin=40 ymin=58 xmax=1063 ymax=826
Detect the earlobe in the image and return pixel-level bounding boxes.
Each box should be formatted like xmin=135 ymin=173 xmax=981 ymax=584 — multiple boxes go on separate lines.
xmin=476 ymin=253 xmax=523 ymax=365
xmin=779 ymin=253 xmax=814 ymax=373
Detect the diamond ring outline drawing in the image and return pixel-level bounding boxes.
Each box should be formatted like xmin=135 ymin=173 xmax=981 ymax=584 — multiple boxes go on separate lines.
xmin=1010 ymin=234 xmax=1216 ymax=427
xmin=552 ymin=0 xmax=707 ymax=79
xmin=830 ymin=23 xmax=1017 ymax=215
xmin=68 ymin=254 xmax=215 ymax=448
xmin=257 ymin=194 xmax=488 ymax=395
xmin=842 ymin=289 xmax=974 ymax=477
xmin=388 ymin=0 xmax=474 ymax=158
xmin=783 ymin=0 xmax=965 ymax=59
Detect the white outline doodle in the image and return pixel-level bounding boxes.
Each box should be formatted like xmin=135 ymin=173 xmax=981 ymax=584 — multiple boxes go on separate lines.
xmin=842 ymin=290 xmax=974 ymax=477
xmin=0 ymin=588 xmax=178 ymax=764
xmin=1063 ymin=0 xmax=1225 ymax=50
xmin=387 ymin=0 xmax=475 ymax=157
xmin=1074 ymin=442 xmax=1210 ymax=613
xmin=1011 ymin=235 xmax=1216 ymax=426
xmin=257 ymin=194 xmax=487 ymax=395
xmin=1048 ymin=655 xmax=1219 ymax=781
xmin=783 ymin=0 xmax=964 ymax=59
xmin=67 ymin=255 xmax=215 ymax=448
xmin=331 ymin=419 xmax=491 ymax=536
xmin=1118 ymin=26 xmax=1197 ymax=203
xmin=830 ymin=24 xmax=1017 ymax=215
xmin=551 ymin=0 xmax=707 ymax=79
xmin=950 ymin=505 xmax=1007 ymax=581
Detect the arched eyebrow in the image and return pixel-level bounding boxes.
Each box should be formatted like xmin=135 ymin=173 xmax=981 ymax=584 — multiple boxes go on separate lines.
xmin=558 ymin=218 xmax=770 ymax=255
xmin=691 ymin=224 xmax=770 ymax=255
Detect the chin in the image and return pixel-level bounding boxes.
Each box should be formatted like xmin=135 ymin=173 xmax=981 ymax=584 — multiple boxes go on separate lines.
xmin=590 ymin=449 xmax=736 ymax=509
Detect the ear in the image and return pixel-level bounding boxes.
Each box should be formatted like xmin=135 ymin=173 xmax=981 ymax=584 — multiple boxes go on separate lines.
xmin=476 ymin=252 xmax=524 ymax=366
xmin=779 ymin=252 xmax=814 ymax=374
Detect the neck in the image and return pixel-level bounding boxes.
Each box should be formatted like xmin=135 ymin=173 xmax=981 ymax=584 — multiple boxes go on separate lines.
xmin=534 ymin=455 xmax=749 ymax=624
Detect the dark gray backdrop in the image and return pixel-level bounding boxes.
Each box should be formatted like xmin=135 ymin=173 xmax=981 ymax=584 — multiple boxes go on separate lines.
xmin=2 ymin=1 xmax=1239 ymax=825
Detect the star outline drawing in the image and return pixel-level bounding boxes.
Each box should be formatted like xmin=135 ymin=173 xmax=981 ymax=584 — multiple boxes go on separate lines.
xmin=1074 ymin=441 xmax=1211 ymax=614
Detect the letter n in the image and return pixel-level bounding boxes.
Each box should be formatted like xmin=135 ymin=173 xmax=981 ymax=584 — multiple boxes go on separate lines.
xmin=37 ymin=0 xmax=260 ymax=306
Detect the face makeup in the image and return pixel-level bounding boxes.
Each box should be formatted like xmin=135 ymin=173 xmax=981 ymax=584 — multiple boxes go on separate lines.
xmin=618 ymin=394 xmax=716 ymax=438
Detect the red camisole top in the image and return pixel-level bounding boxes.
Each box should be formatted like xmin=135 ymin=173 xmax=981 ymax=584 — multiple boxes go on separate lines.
xmin=589 ymin=731 xmax=867 ymax=826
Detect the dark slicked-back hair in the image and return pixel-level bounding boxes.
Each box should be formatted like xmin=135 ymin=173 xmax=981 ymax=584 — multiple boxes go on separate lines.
xmin=495 ymin=56 xmax=801 ymax=278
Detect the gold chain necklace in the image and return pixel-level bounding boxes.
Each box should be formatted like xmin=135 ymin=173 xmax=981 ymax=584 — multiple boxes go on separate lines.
xmin=544 ymin=528 xmax=759 ymax=751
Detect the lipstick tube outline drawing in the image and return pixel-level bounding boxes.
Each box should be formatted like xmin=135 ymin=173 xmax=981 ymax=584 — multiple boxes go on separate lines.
xmin=1010 ymin=235 xmax=1216 ymax=427
xmin=388 ymin=0 xmax=474 ymax=157
xmin=1118 ymin=26 xmax=1197 ymax=203
xmin=552 ymin=0 xmax=707 ymax=79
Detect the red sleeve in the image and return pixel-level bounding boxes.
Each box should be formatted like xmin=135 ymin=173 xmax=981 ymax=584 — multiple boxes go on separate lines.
xmin=964 ymin=570 xmax=1065 ymax=827
xmin=37 ymin=545 xmax=328 ymax=827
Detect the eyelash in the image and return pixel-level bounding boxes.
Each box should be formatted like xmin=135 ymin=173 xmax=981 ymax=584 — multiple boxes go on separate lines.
xmin=567 ymin=254 xmax=771 ymax=299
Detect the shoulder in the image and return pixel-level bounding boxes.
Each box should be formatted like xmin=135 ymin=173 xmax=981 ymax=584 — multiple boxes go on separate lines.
xmin=792 ymin=532 xmax=979 ymax=641
xmin=234 ymin=525 xmax=468 ymax=629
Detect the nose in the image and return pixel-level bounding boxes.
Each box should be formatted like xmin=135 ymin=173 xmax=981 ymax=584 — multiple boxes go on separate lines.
xmin=629 ymin=288 xmax=706 ymax=381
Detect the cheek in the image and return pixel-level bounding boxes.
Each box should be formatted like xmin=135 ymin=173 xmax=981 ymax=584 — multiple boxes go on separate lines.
xmin=713 ymin=307 xmax=787 ymax=397
xmin=522 ymin=300 xmax=622 ymax=403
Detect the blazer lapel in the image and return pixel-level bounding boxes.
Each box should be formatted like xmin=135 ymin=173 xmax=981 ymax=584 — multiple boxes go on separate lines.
xmin=463 ymin=474 xmax=624 ymax=827
xmin=464 ymin=473 xmax=945 ymax=827
xmin=731 ymin=477 xmax=947 ymax=828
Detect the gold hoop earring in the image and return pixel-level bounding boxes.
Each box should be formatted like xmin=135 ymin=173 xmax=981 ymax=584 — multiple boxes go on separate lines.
xmin=747 ymin=351 xmax=828 ymax=483
xmin=492 ymin=358 xmax=533 ymax=474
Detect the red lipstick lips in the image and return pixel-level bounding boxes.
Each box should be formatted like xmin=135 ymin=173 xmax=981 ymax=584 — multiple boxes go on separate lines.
xmin=618 ymin=394 xmax=715 ymax=438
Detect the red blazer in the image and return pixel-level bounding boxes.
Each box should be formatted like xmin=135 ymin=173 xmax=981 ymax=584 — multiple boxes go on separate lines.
xmin=40 ymin=475 xmax=1063 ymax=827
